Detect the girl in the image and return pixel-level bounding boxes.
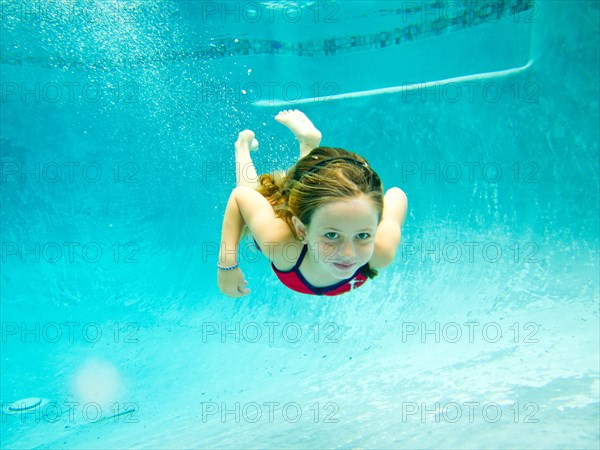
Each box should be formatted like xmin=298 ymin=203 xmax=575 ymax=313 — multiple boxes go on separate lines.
xmin=217 ymin=109 xmax=408 ymax=297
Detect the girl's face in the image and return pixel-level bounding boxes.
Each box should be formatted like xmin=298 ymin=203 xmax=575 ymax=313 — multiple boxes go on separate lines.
xmin=294 ymin=196 xmax=379 ymax=280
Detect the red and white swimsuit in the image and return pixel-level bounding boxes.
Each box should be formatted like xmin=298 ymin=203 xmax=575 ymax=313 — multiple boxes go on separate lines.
xmin=254 ymin=239 xmax=368 ymax=296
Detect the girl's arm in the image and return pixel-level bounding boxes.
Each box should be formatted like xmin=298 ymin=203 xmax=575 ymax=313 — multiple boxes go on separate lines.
xmin=218 ymin=189 xmax=247 ymax=269
xmin=219 ymin=186 xmax=289 ymax=263
xmin=217 ymin=186 xmax=289 ymax=297
xmin=369 ymin=187 xmax=408 ymax=268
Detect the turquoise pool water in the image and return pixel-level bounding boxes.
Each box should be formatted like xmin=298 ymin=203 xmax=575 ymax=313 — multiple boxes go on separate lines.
xmin=1 ymin=1 xmax=598 ymax=448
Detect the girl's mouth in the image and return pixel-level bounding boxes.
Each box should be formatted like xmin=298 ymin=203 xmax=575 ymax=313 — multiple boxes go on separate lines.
xmin=334 ymin=262 xmax=355 ymax=270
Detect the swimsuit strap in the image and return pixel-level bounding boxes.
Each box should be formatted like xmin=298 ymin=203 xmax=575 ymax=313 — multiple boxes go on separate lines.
xmin=292 ymin=244 xmax=309 ymax=270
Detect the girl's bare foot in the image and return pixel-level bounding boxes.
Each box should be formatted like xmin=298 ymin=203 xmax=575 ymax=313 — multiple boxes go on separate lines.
xmin=275 ymin=109 xmax=322 ymax=158
xmin=235 ymin=129 xmax=257 ymax=151
xmin=234 ymin=130 xmax=259 ymax=189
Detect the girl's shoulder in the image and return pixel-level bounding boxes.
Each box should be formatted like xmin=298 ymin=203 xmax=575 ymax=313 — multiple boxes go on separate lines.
xmin=256 ymin=222 xmax=302 ymax=271
xmin=271 ymin=237 xmax=303 ymax=272
xmin=248 ymin=214 xmax=300 ymax=268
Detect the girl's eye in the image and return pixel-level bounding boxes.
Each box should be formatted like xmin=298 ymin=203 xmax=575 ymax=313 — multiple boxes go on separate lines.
xmin=324 ymin=232 xmax=338 ymax=239
xmin=357 ymin=233 xmax=371 ymax=240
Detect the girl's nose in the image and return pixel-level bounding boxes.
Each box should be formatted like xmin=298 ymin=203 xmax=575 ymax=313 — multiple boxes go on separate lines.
xmin=340 ymin=241 xmax=355 ymax=257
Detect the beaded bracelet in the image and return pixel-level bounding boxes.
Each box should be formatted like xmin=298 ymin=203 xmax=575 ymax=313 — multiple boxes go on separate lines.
xmin=217 ymin=262 xmax=239 ymax=271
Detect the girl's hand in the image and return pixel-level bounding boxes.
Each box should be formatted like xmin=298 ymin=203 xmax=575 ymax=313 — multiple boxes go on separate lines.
xmin=217 ymin=267 xmax=251 ymax=298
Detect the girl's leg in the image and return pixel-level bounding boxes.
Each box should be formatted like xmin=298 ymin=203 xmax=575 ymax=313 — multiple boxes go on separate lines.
xmin=234 ymin=130 xmax=260 ymax=190
xmin=275 ymin=109 xmax=322 ymax=160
